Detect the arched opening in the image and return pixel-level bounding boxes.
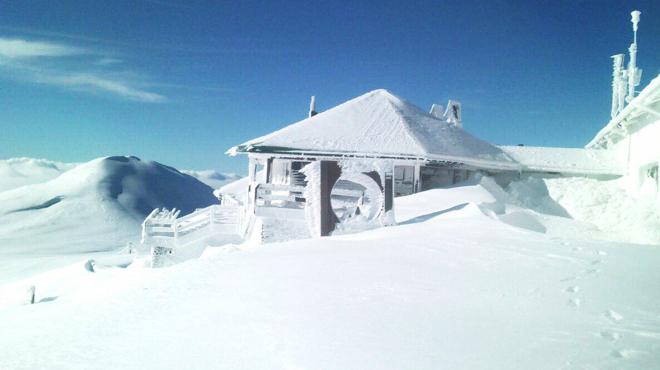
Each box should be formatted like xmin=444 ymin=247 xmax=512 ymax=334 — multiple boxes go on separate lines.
xmin=330 ymin=172 xmax=384 ymax=225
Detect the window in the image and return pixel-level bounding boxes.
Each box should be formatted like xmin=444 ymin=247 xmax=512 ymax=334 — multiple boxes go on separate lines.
xmin=270 ymin=159 xmax=291 ymax=185
xmin=394 ymin=165 xmax=415 ymax=196
xmin=640 ymin=162 xmax=659 ymax=194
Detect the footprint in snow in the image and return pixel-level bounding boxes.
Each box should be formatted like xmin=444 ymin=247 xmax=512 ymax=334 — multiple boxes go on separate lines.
xmin=590 ymin=259 xmax=602 ymax=265
xmin=600 ymin=331 xmax=622 ymax=342
xmin=610 ymin=348 xmax=637 ymax=359
xmin=568 ymin=298 xmax=581 ymax=307
xmin=565 ymin=286 xmax=580 ymax=293
xmin=605 ymin=310 xmax=624 ymax=322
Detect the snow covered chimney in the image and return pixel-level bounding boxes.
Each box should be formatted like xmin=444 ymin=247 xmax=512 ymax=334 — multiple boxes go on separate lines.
xmin=429 ymin=104 xmax=444 ymax=119
xmin=443 ymin=100 xmax=462 ymax=128
xmin=309 ymin=96 xmax=317 ymax=117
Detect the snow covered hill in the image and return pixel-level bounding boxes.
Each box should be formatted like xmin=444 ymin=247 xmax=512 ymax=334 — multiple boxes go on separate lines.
xmin=0 ymin=156 xmax=217 ymax=282
xmin=1 ymin=179 xmax=659 ymax=370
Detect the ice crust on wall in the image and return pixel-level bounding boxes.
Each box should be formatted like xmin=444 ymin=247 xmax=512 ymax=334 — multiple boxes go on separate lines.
xmin=300 ymin=161 xmax=322 ymax=237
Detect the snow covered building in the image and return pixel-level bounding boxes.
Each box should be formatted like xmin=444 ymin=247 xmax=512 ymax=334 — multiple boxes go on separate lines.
xmin=226 ymin=89 xmax=519 ymax=237
xmin=142 ymin=9 xmax=654 ymax=253
xmin=587 ymin=75 xmax=660 ymax=195
xmin=586 ymin=10 xmax=660 ymax=197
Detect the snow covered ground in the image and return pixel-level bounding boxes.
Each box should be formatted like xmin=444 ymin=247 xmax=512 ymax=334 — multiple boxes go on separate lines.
xmin=1 ymin=177 xmax=659 ymax=369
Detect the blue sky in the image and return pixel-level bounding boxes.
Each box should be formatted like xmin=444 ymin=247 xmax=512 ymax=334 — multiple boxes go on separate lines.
xmin=1 ymin=0 xmax=659 ymax=174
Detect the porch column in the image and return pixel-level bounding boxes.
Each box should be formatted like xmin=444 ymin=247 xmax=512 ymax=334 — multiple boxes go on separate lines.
xmin=414 ymin=163 xmax=422 ymax=193
xmin=319 ymin=160 xmax=341 ymax=236
xmin=265 ymin=157 xmax=274 ymax=183
xmin=384 ymin=170 xmax=393 ymax=212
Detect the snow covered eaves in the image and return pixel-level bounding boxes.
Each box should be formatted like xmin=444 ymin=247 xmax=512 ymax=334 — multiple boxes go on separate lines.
xmin=229 ymin=145 xmax=521 ymax=172
xmin=587 ymin=73 xmax=660 ymax=149
xmin=227 ymin=89 xmax=518 ymax=171
xmin=499 ymin=145 xmax=625 ymax=176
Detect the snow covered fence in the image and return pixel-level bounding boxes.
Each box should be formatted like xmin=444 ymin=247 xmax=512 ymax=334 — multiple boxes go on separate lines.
xmin=142 ymin=205 xmax=240 ymax=240
xmin=254 ymin=183 xmax=306 ymax=210
xmin=142 ymin=204 xmax=241 ymax=267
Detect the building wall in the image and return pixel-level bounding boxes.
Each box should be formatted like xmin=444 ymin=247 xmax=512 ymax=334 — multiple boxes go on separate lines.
xmin=609 ymin=118 xmax=660 ymax=196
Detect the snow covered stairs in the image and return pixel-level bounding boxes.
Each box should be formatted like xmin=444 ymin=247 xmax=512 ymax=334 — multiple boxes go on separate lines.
xmin=142 ymin=204 xmax=243 ymax=267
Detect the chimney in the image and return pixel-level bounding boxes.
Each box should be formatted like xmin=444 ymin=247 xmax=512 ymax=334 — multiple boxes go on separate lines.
xmin=429 ymin=104 xmax=444 ymax=119
xmin=308 ymin=96 xmax=317 ymax=117
xmin=443 ymin=100 xmax=462 ymax=128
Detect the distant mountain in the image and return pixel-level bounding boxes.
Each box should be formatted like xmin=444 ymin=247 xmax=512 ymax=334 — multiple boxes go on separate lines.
xmin=0 ymin=158 xmax=77 ymax=192
xmin=0 ymin=156 xmax=218 ymax=282
xmin=181 ymin=169 xmax=242 ymax=189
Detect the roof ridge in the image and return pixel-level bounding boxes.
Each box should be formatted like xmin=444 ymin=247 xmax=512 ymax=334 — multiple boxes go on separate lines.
xmin=378 ymin=91 xmax=431 ymax=156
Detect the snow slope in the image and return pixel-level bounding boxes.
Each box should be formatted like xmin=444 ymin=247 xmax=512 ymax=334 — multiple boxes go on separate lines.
xmin=0 ymin=157 xmax=77 ymax=192
xmin=0 ymin=156 xmax=217 ymax=283
xmin=1 ymin=179 xmax=659 ymax=369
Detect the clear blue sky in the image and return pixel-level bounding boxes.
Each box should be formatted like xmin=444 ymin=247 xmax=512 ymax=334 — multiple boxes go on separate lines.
xmin=1 ymin=0 xmax=659 ymax=174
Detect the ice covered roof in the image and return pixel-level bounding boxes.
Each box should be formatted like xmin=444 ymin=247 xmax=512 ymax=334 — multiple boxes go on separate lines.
xmin=499 ymin=146 xmax=625 ymax=176
xmin=228 ymin=89 xmax=518 ymax=170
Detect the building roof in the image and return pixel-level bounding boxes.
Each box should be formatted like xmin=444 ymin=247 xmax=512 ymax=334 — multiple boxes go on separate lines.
xmin=228 ymin=89 xmax=519 ymax=170
xmin=499 ymin=145 xmax=625 ymax=176
xmin=587 ymin=73 xmax=660 ymax=149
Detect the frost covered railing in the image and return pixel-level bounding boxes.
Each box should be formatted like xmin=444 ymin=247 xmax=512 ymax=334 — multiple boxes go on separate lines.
xmin=142 ymin=204 xmax=241 ymax=241
xmin=255 ymin=183 xmax=306 ymax=209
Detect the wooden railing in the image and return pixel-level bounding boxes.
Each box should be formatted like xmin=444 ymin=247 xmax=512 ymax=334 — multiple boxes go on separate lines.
xmin=142 ymin=204 xmax=240 ymax=242
xmin=255 ymin=183 xmax=306 ymax=209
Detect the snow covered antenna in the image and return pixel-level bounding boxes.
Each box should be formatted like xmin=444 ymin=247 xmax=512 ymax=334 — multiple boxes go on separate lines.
xmin=610 ymin=54 xmax=626 ymax=118
xmin=626 ymin=10 xmax=642 ymax=102
xmin=309 ymin=96 xmax=317 ymax=117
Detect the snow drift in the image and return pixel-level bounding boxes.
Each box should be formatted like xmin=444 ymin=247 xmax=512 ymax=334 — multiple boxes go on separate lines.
xmin=505 ymin=176 xmax=660 ymax=245
xmin=0 ymin=156 xmax=217 ymax=282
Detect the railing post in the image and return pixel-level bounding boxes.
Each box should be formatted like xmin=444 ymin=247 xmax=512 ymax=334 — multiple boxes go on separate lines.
xmin=209 ymin=206 xmax=215 ymax=233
